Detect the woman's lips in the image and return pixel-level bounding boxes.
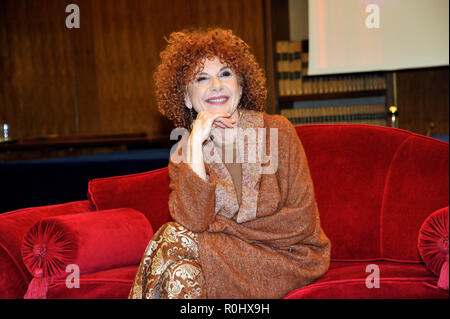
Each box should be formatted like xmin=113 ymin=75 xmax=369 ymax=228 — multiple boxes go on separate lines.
xmin=205 ymin=96 xmax=229 ymax=105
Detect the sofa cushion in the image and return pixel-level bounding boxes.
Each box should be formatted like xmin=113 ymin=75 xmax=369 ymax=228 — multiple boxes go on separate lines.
xmin=88 ymin=167 xmax=172 ymax=233
xmin=284 ymin=261 xmax=448 ymax=299
xmin=21 ymin=208 xmax=152 ymax=298
xmin=418 ymin=206 xmax=449 ymax=290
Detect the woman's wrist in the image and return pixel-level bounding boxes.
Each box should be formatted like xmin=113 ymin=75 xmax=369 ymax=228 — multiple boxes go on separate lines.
xmin=187 ymin=134 xmax=207 ymax=180
xmin=189 ymin=129 xmax=204 ymax=146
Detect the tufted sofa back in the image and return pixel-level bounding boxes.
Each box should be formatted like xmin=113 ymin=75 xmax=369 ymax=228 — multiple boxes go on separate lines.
xmin=296 ymin=124 xmax=449 ymax=262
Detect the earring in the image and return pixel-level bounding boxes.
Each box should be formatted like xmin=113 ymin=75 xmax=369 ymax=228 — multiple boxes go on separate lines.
xmin=238 ymin=106 xmax=243 ymax=120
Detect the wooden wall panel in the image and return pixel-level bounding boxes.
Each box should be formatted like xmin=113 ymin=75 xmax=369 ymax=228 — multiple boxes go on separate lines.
xmin=1 ymin=0 xmax=267 ymax=142
xmin=264 ymin=0 xmax=291 ymax=114
xmin=0 ymin=0 xmax=78 ymax=140
xmin=73 ymin=0 xmax=266 ymax=139
xmin=396 ymin=67 xmax=449 ymax=136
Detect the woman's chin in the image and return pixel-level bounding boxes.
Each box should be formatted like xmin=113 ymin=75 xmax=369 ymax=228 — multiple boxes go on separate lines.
xmin=206 ymin=106 xmax=229 ymax=114
xmin=204 ymin=103 xmax=236 ymax=114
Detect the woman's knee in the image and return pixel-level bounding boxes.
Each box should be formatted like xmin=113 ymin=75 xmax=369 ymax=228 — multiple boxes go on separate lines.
xmin=161 ymin=260 xmax=206 ymax=299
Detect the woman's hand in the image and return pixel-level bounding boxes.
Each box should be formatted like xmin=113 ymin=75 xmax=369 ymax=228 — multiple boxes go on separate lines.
xmin=190 ymin=111 xmax=236 ymax=144
xmin=186 ymin=111 xmax=235 ymax=181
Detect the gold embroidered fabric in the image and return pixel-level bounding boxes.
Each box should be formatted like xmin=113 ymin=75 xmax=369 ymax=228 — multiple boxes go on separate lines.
xmin=128 ymin=222 xmax=206 ymax=299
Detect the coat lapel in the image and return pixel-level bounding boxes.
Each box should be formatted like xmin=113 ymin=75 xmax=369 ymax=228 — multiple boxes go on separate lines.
xmin=203 ymin=109 xmax=264 ymax=223
xmin=203 ymin=139 xmax=240 ymax=218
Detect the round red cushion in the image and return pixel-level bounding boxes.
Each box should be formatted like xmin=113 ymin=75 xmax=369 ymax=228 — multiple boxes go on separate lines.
xmin=418 ymin=206 xmax=449 ymax=276
xmin=22 ymin=208 xmax=153 ymax=279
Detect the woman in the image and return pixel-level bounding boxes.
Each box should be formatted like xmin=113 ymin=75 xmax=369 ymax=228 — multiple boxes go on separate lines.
xmin=129 ymin=28 xmax=330 ymax=299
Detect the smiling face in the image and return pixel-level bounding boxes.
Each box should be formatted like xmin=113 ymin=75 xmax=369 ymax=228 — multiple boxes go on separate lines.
xmin=184 ymin=56 xmax=243 ymax=121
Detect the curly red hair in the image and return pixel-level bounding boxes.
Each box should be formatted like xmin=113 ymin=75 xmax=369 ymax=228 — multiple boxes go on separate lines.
xmin=154 ymin=28 xmax=267 ymax=129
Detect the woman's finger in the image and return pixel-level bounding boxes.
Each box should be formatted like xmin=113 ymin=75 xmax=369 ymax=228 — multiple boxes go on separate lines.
xmin=191 ymin=111 xmax=234 ymax=142
xmin=208 ymin=112 xmax=231 ymax=122
xmin=214 ymin=117 xmax=235 ymax=128
xmin=212 ymin=121 xmax=227 ymax=129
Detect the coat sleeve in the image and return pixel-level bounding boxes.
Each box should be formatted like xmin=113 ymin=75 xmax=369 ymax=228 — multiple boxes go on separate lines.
xmin=168 ymin=158 xmax=217 ymax=233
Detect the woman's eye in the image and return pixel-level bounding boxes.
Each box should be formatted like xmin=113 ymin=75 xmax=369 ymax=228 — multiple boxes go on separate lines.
xmin=220 ymin=70 xmax=232 ymax=77
xmin=196 ymin=76 xmax=207 ymax=82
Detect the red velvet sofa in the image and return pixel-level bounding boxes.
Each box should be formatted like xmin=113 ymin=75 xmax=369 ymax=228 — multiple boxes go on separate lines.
xmin=0 ymin=124 xmax=448 ymax=299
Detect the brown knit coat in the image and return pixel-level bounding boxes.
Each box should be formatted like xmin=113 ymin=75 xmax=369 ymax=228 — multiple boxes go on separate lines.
xmin=168 ymin=109 xmax=331 ymax=298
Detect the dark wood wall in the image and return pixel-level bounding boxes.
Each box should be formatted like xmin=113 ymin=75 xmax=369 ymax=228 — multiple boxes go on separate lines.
xmin=1 ymin=0 xmax=448 ymax=146
xmin=1 ymin=1 xmax=79 ymax=140
xmin=0 ymin=0 xmax=267 ymax=141
xmin=396 ymin=67 xmax=449 ymax=136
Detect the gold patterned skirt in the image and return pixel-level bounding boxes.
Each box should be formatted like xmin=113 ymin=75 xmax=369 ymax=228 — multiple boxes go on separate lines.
xmin=128 ymin=222 xmax=207 ymax=299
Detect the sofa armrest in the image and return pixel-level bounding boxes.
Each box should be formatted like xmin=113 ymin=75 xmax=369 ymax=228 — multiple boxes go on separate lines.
xmin=0 ymin=200 xmax=92 ymax=298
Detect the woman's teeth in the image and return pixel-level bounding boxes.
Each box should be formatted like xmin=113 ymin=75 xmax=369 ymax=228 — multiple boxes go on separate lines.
xmin=207 ymin=97 xmax=228 ymax=103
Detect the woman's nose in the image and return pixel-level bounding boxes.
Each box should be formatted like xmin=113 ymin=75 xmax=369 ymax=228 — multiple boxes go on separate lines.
xmin=211 ymin=76 xmax=223 ymax=90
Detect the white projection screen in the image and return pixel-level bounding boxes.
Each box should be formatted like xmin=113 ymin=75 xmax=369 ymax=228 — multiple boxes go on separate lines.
xmin=308 ymin=0 xmax=449 ymax=75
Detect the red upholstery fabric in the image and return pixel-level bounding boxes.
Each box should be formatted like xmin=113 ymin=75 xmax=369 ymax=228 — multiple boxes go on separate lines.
xmin=284 ymin=261 xmax=448 ymax=299
xmin=438 ymin=260 xmax=449 ymax=290
xmin=418 ymin=206 xmax=449 ymax=290
xmin=296 ymin=125 xmax=449 ymax=261
xmin=46 ymin=265 xmax=138 ymax=299
xmin=0 ymin=200 xmax=92 ymax=299
xmin=296 ymin=125 xmax=406 ymax=260
xmin=0 ymin=248 xmax=30 ymax=299
xmin=21 ymin=208 xmax=153 ymax=298
xmin=88 ymin=167 xmax=172 ymax=233
xmin=381 ymin=137 xmax=449 ymax=261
